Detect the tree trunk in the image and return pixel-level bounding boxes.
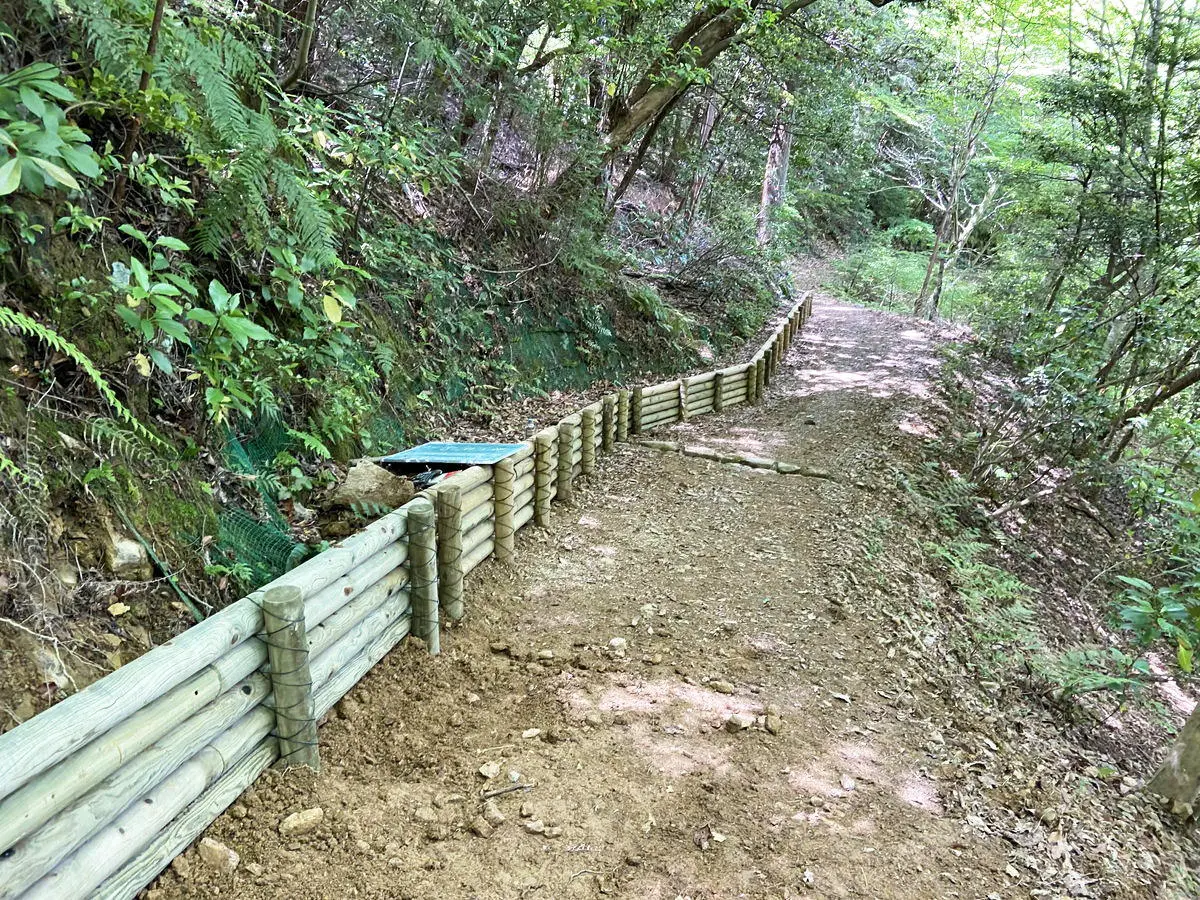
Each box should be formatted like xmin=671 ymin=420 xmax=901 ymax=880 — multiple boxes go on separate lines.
xmin=604 ymin=0 xmax=817 ymax=159
xmin=111 ymin=0 xmax=169 ymax=207
xmin=756 ymin=114 xmax=792 ymax=246
xmin=281 ymin=0 xmax=321 ymax=90
xmin=1148 ymin=703 xmax=1200 ymax=814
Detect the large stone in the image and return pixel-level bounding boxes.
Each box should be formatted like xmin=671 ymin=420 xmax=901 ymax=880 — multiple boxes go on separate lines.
xmin=279 ymin=807 xmax=324 ymax=836
xmin=103 ymin=527 xmax=153 ymax=580
xmin=328 ymin=461 xmax=414 ymax=510
xmin=725 ymin=713 xmax=755 ymax=733
xmin=197 ymin=838 xmax=239 ymax=875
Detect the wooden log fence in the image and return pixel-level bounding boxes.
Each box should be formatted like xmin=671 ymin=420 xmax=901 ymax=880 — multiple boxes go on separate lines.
xmin=0 ymin=292 xmax=810 ymax=900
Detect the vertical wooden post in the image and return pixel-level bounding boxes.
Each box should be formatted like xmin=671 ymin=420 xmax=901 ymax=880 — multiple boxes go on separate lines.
xmin=580 ymin=409 xmax=597 ymax=475
xmin=631 ymin=387 xmax=643 ymax=435
xmin=407 ymin=497 xmax=440 ymax=654
xmin=436 ymin=484 xmax=465 ymax=621
xmin=754 ymin=357 xmax=766 ymax=404
xmin=262 ymin=586 xmax=319 ymax=771
xmin=713 ymin=370 xmax=724 ymax=413
xmin=556 ymin=420 xmax=575 ymax=502
xmin=493 ymin=457 xmax=515 ymax=563
xmin=533 ymin=430 xmax=553 ymax=527
xmin=679 ymin=379 xmax=689 ymax=421
xmin=617 ymin=391 xmax=631 ymax=442
xmin=601 ymin=395 xmax=615 ymax=452
xmin=764 ymin=347 xmax=774 ymax=384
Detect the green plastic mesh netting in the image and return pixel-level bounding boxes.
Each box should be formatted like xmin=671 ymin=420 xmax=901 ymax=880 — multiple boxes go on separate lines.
xmin=215 ymin=413 xmax=306 ymax=587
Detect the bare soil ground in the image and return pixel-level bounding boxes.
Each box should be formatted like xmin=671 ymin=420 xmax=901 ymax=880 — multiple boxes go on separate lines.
xmin=149 ymin=295 xmax=1194 ymax=900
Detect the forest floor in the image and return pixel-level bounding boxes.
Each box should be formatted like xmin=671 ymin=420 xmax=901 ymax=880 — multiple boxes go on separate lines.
xmin=148 ymin=288 xmax=1194 ymax=899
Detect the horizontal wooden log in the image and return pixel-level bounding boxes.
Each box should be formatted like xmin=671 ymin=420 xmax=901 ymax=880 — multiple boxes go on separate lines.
xmin=687 ymin=397 xmax=715 ymax=416
xmin=686 ymin=371 xmax=716 ymax=387
xmin=309 ymin=590 xmax=409 ymax=695
xmin=513 ymin=503 xmax=534 ymax=531
xmin=24 ymin=705 xmax=275 ymax=900
xmin=306 ymin=573 xmax=408 ymax=680
xmin=643 ymin=393 xmax=681 ymax=410
xmin=460 ymin=480 xmax=492 ymax=517
xmin=641 ymin=394 xmax=680 ymax=416
xmin=513 ymin=484 xmax=534 ymax=514
xmin=0 ymin=672 xmax=271 ymax=897
xmin=7 ymin=578 xmax=412 ymax=897
xmin=514 ymin=455 xmax=534 ymax=478
xmin=639 ymin=410 xmax=680 ymax=430
xmin=462 ymin=538 xmax=495 ymax=575
xmin=92 ymin=738 xmax=276 ymax=900
xmin=572 ymin=461 xmax=582 ymax=479
xmin=0 ymin=502 xmax=407 ymax=802
xmin=444 ymin=465 xmax=491 ymax=494
xmin=513 ymin=469 xmax=535 ymax=496
xmin=303 ymin=541 xmax=407 ymax=631
xmin=0 ymin=552 xmax=405 ymax=861
xmin=0 ymin=637 xmax=257 ymax=858
xmin=642 ymin=380 xmax=680 ymax=399
xmin=462 ymin=498 xmax=494 ymax=534
xmin=462 ymin=517 xmax=493 ymax=559
xmin=509 ymin=443 xmax=534 ymax=463
xmin=314 ymin=613 xmax=410 ymax=720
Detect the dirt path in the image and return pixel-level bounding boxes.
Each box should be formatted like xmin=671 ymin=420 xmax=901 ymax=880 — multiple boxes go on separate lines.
xmin=153 ymin=296 xmax=1018 ymax=899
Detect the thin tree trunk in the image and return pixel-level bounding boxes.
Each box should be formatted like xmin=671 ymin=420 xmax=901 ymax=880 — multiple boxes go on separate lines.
xmin=756 ymin=114 xmax=791 ymax=246
xmin=111 ymin=0 xmax=168 ymax=208
xmin=281 ymin=0 xmax=321 ymax=90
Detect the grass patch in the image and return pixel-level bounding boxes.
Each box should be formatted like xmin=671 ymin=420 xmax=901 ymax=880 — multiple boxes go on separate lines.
xmin=829 ymin=244 xmax=985 ymax=321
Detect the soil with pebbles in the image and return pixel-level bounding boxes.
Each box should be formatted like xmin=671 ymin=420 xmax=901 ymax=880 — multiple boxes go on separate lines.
xmin=148 ymin=292 xmax=1195 ymax=900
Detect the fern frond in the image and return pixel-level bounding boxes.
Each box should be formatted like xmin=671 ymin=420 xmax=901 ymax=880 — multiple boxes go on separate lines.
xmin=0 ymin=448 xmax=39 ymax=486
xmin=196 ymin=147 xmax=272 ymax=254
xmin=286 ymin=427 xmax=332 ymax=459
xmin=271 ymin=159 xmax=335 ymax=265
xmin=83 ymin=416 xmax=158 ymax=463
xmin=0 ymin=307 xmax=166 ymax=448
xmin=173 ymin=28 xmax=249 ymax=146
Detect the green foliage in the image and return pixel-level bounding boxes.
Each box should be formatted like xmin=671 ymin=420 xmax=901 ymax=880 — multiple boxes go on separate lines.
xmin=0 ymin=305 xmax=162 ymax=446
xmin=832 ymin=242 xmax=984 ymax=320
xmin=0 ymin=64 xmax=100 ymax=199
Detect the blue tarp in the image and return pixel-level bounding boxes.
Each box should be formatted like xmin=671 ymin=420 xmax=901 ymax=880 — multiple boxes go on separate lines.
xmin=379 ymin=441 xmax=526 ymax=466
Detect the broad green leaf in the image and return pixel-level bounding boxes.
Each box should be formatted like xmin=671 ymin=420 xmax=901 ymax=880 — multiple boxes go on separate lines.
xmin=130 ymin=258 xmax=150 ymax=291
xmin=29 ymin=156 xmax=80 ymax=190
xmin=155 ymin=236 xmax=189 ymax=251
xmin=18 ymin=85 xmax=45 ymax=117
xmin=0 ymin=157 xmax=20 ymax=195
xmin=58 ymin=144 xmax=100 ymax=178
xmin=149 ymin=348 xmax=174 ymax=375
xmin=322 ymin=293 xmax=343 ymax=324
xmin=208 ymin=280 xmax=233 ymax=312
xmin=118 ymin=224 xmax=149 ymax=245
xmin=186 ymin=308 xmax=219 ymax=327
